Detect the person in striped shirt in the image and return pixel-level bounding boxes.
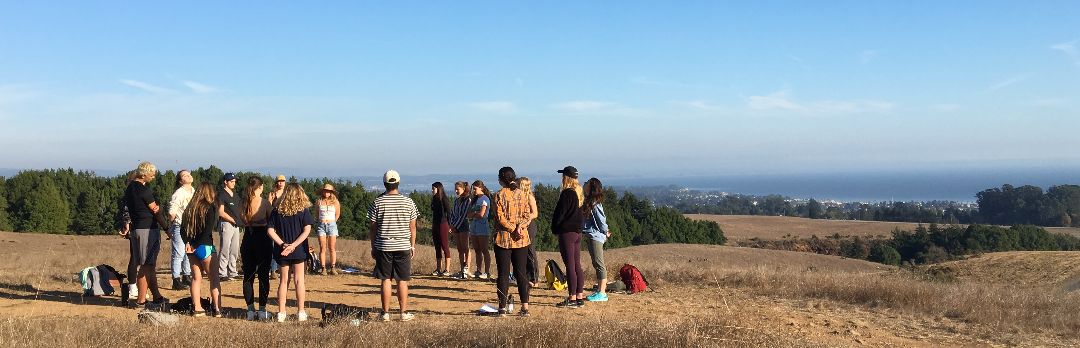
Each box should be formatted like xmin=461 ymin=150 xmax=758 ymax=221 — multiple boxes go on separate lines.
xmin=367 ymin=170 xmax=420 ymax=322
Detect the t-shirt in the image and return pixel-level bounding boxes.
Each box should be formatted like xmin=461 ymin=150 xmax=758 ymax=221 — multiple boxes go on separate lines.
xmin=217 ymin=188 xmax=242 ymax=225
xmin=124 ymin=181 xmax=158 ymax=229
xmin=268 ymin=209 xmax=314 ymax=261
xmin=367 ymin=193 xmax=419 ymax=252
xmin=469 ymin=195 xmax=491 ymax=236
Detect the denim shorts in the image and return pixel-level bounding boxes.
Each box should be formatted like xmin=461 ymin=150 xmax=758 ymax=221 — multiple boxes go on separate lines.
xmin=316 ymin=222 xmax=339 ymax=237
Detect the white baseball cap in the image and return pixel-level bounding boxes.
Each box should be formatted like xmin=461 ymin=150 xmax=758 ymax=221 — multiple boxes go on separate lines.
xmin=383 ymin=169 xmax=401 ymax=184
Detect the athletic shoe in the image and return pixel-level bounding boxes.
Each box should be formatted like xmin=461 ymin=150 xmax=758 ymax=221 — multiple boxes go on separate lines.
xmin=329 ymin=267 xmax=338 ymax=275
xmin=555 ymin=299 xmax=574 ymax=308
xmin=297 ymin=311 xmax=308 ymax=322
xmin=400 ymin=312 xmax=415 ymax=322
xmin=379 ymin=312 xmax=391 ymax=322
xmin=172 ymin=278 xmax=186 ymax=290
xmin=497 ymin=308 xmax=508 ymax=318
xmin=430 ymin=270 xmax=440 ymax=276
xmin=573 ymin=299 xmax=585 ymax=308
xmin=319 ymin=269 xmax=327 ymax=276
xmin=277 ymin=312 xmax=287 ymax=323
xmin=246 ymin=310 xmax=256 ymax=321
xmin=259 ymin=310 xmax=271 ymax=321
xmin=480 ymin=272 xmax=490 ymax=280
xmin=586 ymin=292 xmax=608 ymax=302
xmin=127 ymin=284 xmax=139 ymax=300
xmin=518 ymin=308 xmax=530 ymax=317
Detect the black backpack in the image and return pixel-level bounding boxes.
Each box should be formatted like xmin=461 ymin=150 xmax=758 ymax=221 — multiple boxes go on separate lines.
xmin=321 ymin=303 xmax=371 ymax=326
xmin=170 ymin=297 xmax=213 ymax=314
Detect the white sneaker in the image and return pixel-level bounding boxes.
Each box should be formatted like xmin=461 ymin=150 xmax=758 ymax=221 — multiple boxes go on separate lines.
xmin=297 ymin=311 xmax=308 ymax=322
xmin=400 ymin=312 xmax=415 ymax=322
xmin=258 ymin=310 xmax=271 ymax=321
xmin=246 ymin=310 xmax=256 ymax=321
xmin=379 ymin=312 xmax=391 ymax=322
xmin=127 ymin=284 xmax=138 ymax=300
xmin=277 ymin=312 xmax=287 ymax=323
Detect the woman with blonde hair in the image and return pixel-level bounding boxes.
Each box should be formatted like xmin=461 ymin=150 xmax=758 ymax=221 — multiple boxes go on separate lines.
xmin=241 ymin=176 xmax=273 ymax=320
xmin=315 ymin=183 xmax=341 ymax=275
xmin=181 ymin=182 xmax=222 ymax=317
xmin=518 ymin=176 xmax=540 ymax=285
xmin=124 ymin=161 xmax=168 ymax=307
xmin=267 ymin=183 xmax=315 ymax=322
xmin=551 ymin=166 xmax=585 ymax=308
xmin=467 ymin=180 xmax=493 ymax=279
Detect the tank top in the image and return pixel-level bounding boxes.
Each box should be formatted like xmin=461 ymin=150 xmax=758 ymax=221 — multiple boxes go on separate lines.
xmin=319 ymin=202 xmax=337 ymax=222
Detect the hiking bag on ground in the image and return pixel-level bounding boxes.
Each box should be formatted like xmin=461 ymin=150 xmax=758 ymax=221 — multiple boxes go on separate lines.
xmin=308 ymin=252 xmax=321 ymax=274
xmin=78 ymin=264 xmax=124 ymax=297
xmin=321 ymin=303 xmax=370 ymax=326
xmin=544 ymin=259 xmax=568 ymax=291
xmin=170 ymin=297 xmax=213 ymax=314
xmin=619 ymin=263 xmax=649 ymax=294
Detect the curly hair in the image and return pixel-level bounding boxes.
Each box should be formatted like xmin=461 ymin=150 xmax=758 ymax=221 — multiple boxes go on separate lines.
xmin=276 ymin=183 xmax=311 ymax=216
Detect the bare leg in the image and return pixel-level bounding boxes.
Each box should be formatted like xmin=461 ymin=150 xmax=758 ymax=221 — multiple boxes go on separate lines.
xmin=398 ymin=280 xmax=409 ymax=313
xmin=294 ymin=261 xmax=306 ymax=312
xmin=318 ymin=236 xmax=328 ymax=271
xmin=209 ymin=253 xmax=221 ymax=312
xmin=189 ymin=255 xmax=204 ymax=312
xmin=328 ymin=237 xmax=337 ymax=269
xmin=277 ymin=263 xmax=291 ymax=315
xmin=380 ymin=279 xmax=392 ymax=313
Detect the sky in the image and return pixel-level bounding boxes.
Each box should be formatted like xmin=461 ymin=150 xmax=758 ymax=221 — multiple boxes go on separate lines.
xmin=1 ymin=1 xmax=1079 ymax=179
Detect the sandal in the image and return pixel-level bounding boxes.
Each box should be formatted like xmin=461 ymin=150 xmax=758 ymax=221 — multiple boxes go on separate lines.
xmin=193 ymin=310 xmax=206 ymax=317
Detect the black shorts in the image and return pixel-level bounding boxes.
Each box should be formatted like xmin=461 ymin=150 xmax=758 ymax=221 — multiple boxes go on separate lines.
xmin=373 ymin=250 xmax=412 ymax=281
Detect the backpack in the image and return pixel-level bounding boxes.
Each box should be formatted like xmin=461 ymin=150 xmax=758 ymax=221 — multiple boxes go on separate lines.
xmin=544 ymin=259 xmax=568 ymax=291
xmin=170 ymin=297 xmax=213 ymax=314
xmin=78 ymin=264 xmax=124 ymax=297
xmin=308 ymin=249 xmax=321 ymax=273
xmin=321 ymin=303 xmax=370 ymax=327
xmin=619 ymin=263 xmax=649 ymax=294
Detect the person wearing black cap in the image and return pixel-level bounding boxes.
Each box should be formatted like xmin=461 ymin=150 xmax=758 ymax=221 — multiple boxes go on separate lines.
xmin=551 ymin=165 xmax=586 ymax=308
xmin=217 ymin=173 xmax=245 ymax=281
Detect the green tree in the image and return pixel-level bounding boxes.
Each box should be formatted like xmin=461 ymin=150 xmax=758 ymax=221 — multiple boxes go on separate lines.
xmin=869 ymin=244 xmax=901 ymax=266
xmin=22 ymin=177 xmax=71 ymax=233
xmin=0 ymin=177 xmax=11 ymax=231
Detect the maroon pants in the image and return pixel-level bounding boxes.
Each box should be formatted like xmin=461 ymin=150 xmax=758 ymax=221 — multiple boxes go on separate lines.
xmin=558 ymin=232 xmax=585 ymax=296
xmin=433 ymin=221 xmax=451 ymax=259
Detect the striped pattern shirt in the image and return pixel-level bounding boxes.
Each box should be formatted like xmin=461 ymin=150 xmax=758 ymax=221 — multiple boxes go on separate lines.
xmin=449 ymin=196 xmax=471 ymax=232
xmin=493 ymin=188 xmax=531 ymax=249
xmin=367 ymin=193 xmax=419 ymax=251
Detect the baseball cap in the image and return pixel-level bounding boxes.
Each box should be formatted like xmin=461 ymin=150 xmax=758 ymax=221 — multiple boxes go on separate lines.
xmin=223 ymin=172 xmax=237 ymax=182
xmin=557 ymin=166 xmax=578 ymax=178
xmin=275 ymin=174 xmax=286 ymax=182
xmin=383 ymin=170 xmax=401 ymax=184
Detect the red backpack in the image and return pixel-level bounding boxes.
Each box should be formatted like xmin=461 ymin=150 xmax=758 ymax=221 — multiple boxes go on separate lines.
xmin=619 ymin=264 xmax=649 ymax=294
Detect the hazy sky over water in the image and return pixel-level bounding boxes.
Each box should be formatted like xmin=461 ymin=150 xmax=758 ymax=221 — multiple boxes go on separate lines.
xmin=1 ymin=1 xmax=1078 ymax=177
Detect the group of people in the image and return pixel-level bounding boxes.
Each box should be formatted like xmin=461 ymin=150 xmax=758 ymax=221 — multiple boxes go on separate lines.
xmin=118 ymin=161 xmax=613 ymax=322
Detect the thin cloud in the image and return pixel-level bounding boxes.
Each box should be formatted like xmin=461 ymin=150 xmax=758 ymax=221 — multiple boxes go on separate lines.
xmin=930 ymin=104 xmax=962 ymax=112
xmin=1051 ymin=40 xmax=1079 ymax=65
xmin=119 ymin=79 xmax=174 ymax=94
xmin=183 ymin=80 xmax=220 ymax=93
xmin=551 ymin=100 xmax=615 ymax=112
xmin=465 ymin=101 xmax=517 ymax=113
xmin=676 ymin=100 xmax=726 ymax=111
xmin=860 ymin=50 xmax=879 ymax=64
xmin=987 ymin=74 xmax=1032 ymax=92
xmin=745 ymin=90 xmax=894 ymax=114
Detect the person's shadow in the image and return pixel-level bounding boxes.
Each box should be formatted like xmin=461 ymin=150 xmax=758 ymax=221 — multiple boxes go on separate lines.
xmin=0 ymin=281 xmax=130 ymax=308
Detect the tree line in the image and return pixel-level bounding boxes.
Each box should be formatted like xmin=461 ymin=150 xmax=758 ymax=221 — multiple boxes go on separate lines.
xmin=0 ymin=167 xmax=725 ymax=251
xmin=976 ymin=184 xmax=1080 ymax=227
xmin=740 ymin=224 xmax=1080 ymax=266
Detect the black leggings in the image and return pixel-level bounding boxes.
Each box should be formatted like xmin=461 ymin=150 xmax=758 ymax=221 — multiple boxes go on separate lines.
xmin=525 ymin=223 xmax=539 ymax=282
xmin=241 ymin=226 xmax=273 ymax=308
xmin=494 ymin=245 xmax=530 ymax=308
xmin=558 ymin=232 xmax=585 ymax=297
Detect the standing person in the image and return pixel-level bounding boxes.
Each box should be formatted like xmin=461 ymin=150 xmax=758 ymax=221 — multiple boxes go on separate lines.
xmin=267 ymin=183 xmax=314 ymax=322
xmin=518 ymin=177 xmax=540 ymax=286
xmin=449 ymin=181 xmax=473 ymax=279
xmin=124 ymin=161 xmax=167 ymax=306
xmin=181 ymin=182 xmax=223 ymax=317
xmin=551 ymin=166 xmax=585 ymax=308
xmin=242 ymin=176 xmax=274 ymax=321
xmin=467 ymin=180 xmax=492 ymax=279
xmin=217 ymin=173 xmax=244 ymax=281
xmin=368 ymin=170 xmax=419 ymax=322
xmin=430 ymin=182 xmax=452 ymax=276
xmin=492 ymin=167 xmax=532 ymax=317
xmin=582 ymin=178 xmax=612 ymax=302
xmin=316 ymin=183 xmax=341 ymax=275
xmin=267 ymin=174 xmax=286 ymax=279
xmin=167 ymin=170 xmax=195 ymax=290
xmin=117 ymin=170 xmax=140 ymax=302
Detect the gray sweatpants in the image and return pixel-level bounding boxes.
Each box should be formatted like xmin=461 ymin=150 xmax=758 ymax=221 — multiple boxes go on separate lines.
xmin=217 ymin=222 xmax=242 ymax=278
xmin=585 ymin=238 xmax=606 ymax=281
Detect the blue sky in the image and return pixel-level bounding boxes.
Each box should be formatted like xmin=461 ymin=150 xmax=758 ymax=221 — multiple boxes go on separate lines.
xmin=1 ymin=1 xmax=1078 ymax=178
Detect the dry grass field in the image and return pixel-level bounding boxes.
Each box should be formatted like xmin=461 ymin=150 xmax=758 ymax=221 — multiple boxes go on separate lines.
xmin=928 ymin=252 xmax=1080 ymax=290
xmin=688 ymin=214 xmax=1080 ymax=242
xmin=1 ymin=231 xmax=1079 ymax=347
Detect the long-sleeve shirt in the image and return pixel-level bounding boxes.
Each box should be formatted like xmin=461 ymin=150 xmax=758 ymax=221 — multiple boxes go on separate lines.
xmin=583 ymin=203 xmax=609 ymax=243
xmin=493 ymin=188 xmax=531 ymax=249
xmin=550 ymin=188 xmax=583 ymax=234
xmin=449 ymin=196 xmax=471 ymax=232
xmin=168 ymin=186 xmax=195 ymax=225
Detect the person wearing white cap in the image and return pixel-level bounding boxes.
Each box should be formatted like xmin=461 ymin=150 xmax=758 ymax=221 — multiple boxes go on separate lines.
xmin=316 ymin=183 xmax=341 ymax=275
xmin=367 ymin=169 xmax=420 ymax=321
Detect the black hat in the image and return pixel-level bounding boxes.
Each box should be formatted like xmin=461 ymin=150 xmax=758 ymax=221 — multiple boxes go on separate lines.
xmin=557 ymin=166 xmax=578 ymax=178
xmin=223 ymin=172 xmax=237 ymax=182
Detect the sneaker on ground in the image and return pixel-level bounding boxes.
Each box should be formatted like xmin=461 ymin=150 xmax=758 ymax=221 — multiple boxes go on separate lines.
xmin=297 ymin=312 xmax=308 ymax=322
xmin=128 ymin=285 xmax=139 ymax=300
xmin=586 ymin=292 xmax=609 ymax=302
xmin=572 ymin=299 xmax=585 ymax=308
xmin=259 ymin=310 xmax=271 ymax=321
xmin=400 ymin=312 xmax=415 ymax=322
xmin=379 ymin=312 xmax=391 ymax=322
xmin=518 ymin=308 xmax=530 ymax=317
xmin=555 ymin=299 xmax=574 ymax=308
xmin=277 ymin=312 xmax=287 ymax=323
xmin=246 ymin=310 xmax=256 ymax=321
xmin=430 ymin=270 xmax=440 ymax=276
xmin=497 ymin=308 xmax=508 ymax=318
xmin=329 ymin=267 xmax=338 ymax=275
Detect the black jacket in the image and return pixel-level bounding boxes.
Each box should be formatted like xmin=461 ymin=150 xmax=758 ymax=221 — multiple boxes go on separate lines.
xmin=550 ymin=188 xmax=583 ymax=234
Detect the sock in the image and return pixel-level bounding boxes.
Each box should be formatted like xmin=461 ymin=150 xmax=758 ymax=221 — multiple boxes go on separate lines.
xmin=247 ymin=304 xmax=255 ymax=311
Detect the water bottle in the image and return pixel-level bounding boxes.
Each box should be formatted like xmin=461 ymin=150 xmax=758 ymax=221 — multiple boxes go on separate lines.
xmin=508 ymin=294 xmax=515 ymax=313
